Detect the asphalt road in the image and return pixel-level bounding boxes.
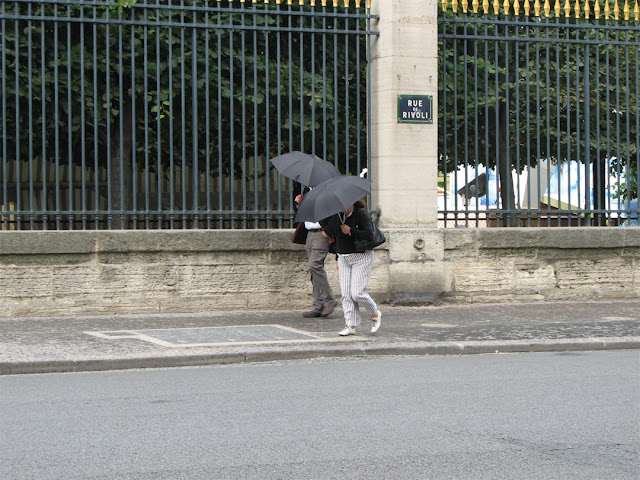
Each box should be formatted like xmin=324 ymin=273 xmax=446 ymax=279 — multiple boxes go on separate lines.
xmin=1 ymin=351 xmax=638 ymax=479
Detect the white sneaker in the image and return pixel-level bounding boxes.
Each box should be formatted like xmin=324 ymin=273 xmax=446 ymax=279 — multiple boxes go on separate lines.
xmin=371 ymin=310 xmax=382 ymax=333
xmin=339 ymin=326 xmax=356 ymax=336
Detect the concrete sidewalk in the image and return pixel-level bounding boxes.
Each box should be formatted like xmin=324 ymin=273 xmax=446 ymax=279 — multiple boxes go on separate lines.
xmin=1 ymin=300 xmax=638 ymax=375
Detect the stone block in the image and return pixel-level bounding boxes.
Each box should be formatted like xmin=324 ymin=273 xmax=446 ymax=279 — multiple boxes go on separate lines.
xmin=386 ymin=228 xmax=444 ymax=262
xmin=555 ymin=258 xmax=634 ymax=289
xmin=514 ymin=263 xmax=557 ymax=290
xmin=0 ymin=231 xmax=97 ymax=255
xmin=387 ymin=261 xmax=447 ymax=303
xmin=454 ymin=261 xmax=514 ymax=292
xmin=0 ymin=267 xmax=53 ymax=297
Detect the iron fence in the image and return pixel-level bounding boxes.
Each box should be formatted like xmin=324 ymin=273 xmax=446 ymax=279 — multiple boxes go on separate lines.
xmin=0 ymin=0 xmax=376 ymax=230
xmin=439 ymin=0 xmax=639 ymax=227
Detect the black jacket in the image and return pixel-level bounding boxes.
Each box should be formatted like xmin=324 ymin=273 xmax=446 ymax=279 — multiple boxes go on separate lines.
xmin=322 ymin=205 xmax=374 ymax=254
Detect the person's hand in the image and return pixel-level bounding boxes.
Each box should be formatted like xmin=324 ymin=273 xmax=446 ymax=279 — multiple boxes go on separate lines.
xmin=322 ymin=231 xmax=330 ymax=238
xmin=340 ymin=224 xmax=351 ymax=235
xmin=295 ymin=194 xmax=303 ymax=204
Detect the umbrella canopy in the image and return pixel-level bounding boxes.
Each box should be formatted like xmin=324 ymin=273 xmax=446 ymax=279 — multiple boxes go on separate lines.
xmin=270 ymin=151 xmax=341 ymax=187
xmin=294 ymin=175 xmax=371 ymax=223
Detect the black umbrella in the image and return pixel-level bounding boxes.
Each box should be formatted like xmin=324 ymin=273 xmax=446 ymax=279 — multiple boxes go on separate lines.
xmin=294 ymin=175 xmax=371 ymax=223
xmin=270 ymin=151 xmax=341 ymax=187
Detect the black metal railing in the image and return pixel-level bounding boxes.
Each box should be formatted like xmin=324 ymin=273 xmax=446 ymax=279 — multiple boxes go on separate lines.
xmin=439 ymin=0 xmax=639 ymax=227
xmin=0 ymin=0 xmax=377 ymax=230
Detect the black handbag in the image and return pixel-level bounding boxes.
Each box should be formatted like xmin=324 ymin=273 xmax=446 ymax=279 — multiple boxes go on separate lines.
xmin=354 ymin=224 xmax=386 ymax=251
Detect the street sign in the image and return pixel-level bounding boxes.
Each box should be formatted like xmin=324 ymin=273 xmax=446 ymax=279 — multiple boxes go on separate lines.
xmin=397 ymin=94 xmax=433 ymax=124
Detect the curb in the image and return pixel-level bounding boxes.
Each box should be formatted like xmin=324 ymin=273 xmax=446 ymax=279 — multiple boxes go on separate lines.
xmin=1 ymin=337 xmax=638 ymax=376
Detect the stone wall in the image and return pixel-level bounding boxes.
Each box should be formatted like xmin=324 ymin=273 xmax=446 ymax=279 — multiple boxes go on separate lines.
xmin=1 ymin=228 xmax=638 ymax=317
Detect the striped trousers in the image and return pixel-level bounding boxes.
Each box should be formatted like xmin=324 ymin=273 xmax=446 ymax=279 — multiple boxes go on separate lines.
xmin=338 ymin=250 xmax=377 ymax=327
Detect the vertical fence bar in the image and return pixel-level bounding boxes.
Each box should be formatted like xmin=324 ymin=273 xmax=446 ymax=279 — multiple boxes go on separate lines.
xmin=168 ymin=4 xmax=175 ymax=228
xmin=156 ymin=0 xmax=163 ymax=228
xmin=92 ymin=2 xmax=99 ymax=229
xmin=143 ymin=0 xmax=150 ymax=229
xmin=205 ymin=2 xmax=211 ymax=229
xmin=311 ymin=4 xmax=316 ymax=158
xmin=41 ymin=2 xmax=48 ymax=229
xmin=275 ymin=2 xmax=283 ymax=228
xmin=54 ymin=3 xmax=61 ymax=229
xmin=179 ymin=0 xmax=186 ymax=229
xmin=252 ymin=1 xmax=259 ymax=228
xmin=584 ymin=41 xmax=591 ymax=225
xmin=344 ymin=11 xmax=350 ymax=174
xmin=627 ymin=23 xmax=640 ymax=212
xmin=240 ymin=3 xmax=247 ymax=229
xmin=67 ymin=2 xmax=73 ymax=229
xmin=1 ymin=1 xmax=6 ymax=229
xmin=217 ymin=5 xmax=224 ymax=228
xmin=27 ymin=2 xmax=34 ymax=229
xmin=130 ymin=7 xmax=137 ymax=230
xmin=191 ymin=0 xmax=199 ymax=229
xmin=322 ymin=2 xmax=328 ymax=163
xmin=333 ymin=6 xmax=338 ymax=168
xmin=299 ymin=4 xmax=304 ymax=161
xmin=355 ymin=2 xmax=362 ymax=176
xmin=79 ymin=3 xmax=87 ymax=229
xmin=14 ymin=2 xmax=21 ymax=230
xmin=263 ymin=2 xmax=271 ymax=228
xmin=228 ymin=6 xmax=235 ymax=228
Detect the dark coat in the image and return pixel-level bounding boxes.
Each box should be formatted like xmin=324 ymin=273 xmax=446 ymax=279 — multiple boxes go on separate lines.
xmin=322 ymin=204 xmax=374 ymax=254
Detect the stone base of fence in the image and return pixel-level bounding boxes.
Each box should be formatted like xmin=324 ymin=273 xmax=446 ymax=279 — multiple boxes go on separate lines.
xmin=1 ymin=228 xmax=638 ymax=317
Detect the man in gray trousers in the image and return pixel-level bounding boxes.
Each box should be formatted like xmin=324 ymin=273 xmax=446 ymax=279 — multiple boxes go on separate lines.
xmin=295 ymin=192 xmax=338 ymax=318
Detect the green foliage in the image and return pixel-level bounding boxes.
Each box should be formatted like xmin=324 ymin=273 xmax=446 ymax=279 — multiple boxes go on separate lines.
xmin=0 ymin=1 xmax=369 ymax=193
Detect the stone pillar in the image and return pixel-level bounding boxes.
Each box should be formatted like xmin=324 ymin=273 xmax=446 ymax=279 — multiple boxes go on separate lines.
xmin=368 ymin=0 xmax=445 ymax=304
xmin=370 ymin=0 xmax=439 ymax=227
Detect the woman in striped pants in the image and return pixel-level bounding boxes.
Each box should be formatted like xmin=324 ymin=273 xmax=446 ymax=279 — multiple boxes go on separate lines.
xmin=322 ymin=200 xmax=382 ymax=336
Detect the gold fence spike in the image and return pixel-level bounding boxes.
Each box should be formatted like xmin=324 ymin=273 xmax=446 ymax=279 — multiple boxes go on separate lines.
xmin=494 ymin=0 xmax=500 ymax=14
xmin=333 ymin=0 xmax=338 ymax=7
xmin=473 ymin=0 xmax=480 ymax=12
xmin=534 ymin=0 xmax=541 ymax=15
xmin=355 ymin=0 xmax=361 ymax=8
xmin=575 ymin=0 xmax=580 ymax=16
xmin=453 ymin=0 xmax=459 ymax=12
xmin=525 ymin=0 xmax=531 ymax=15
xmin=604 ymin=0 xmax=610 ymax=18
xmin=343 ymin=0 xmax=350 ymax=7
xmin=504 ymin=0 xmax=510 ymax=14
xmin=614 ymin=0 xmax=620 ymax=18
xmin=544 ymin=0 xmax=550 ymax=15
xmin=442 ymin=0 xmax=448 ymax=12
xmin=462 ymin=0 xmax=468 ymax=12
xmin=634 ymin=0 xmax=639 ymax=21
xmin=367 ymin=0 xmax=372 ymax=9
xmin=555 ymin=0 xmax=561 ymax=16
xmin=483 ymin=0 xmax=490 ymax=12
xmin=584 ymin=0 xmax=591 ymax=17
xmin=594 ymin=0 xmax=601 ymax=17
xmin=514 ymin=0 xmax=520 ymax=14
xmin=623 ymin=0 xmax=629 ymax=18
xmin=564 ymin=0 xmax=571 ymax=16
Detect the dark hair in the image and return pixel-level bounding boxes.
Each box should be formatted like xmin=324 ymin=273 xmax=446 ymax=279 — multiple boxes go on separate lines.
xmin=355 ymin=198 xmax=367 ymax=208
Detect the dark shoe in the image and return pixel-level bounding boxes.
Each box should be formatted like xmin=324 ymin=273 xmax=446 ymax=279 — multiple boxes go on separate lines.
xmin=320 ymin=304 xmax=337 ymax=317
xmin=303 ymin=310 xmax=322 ymax=318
